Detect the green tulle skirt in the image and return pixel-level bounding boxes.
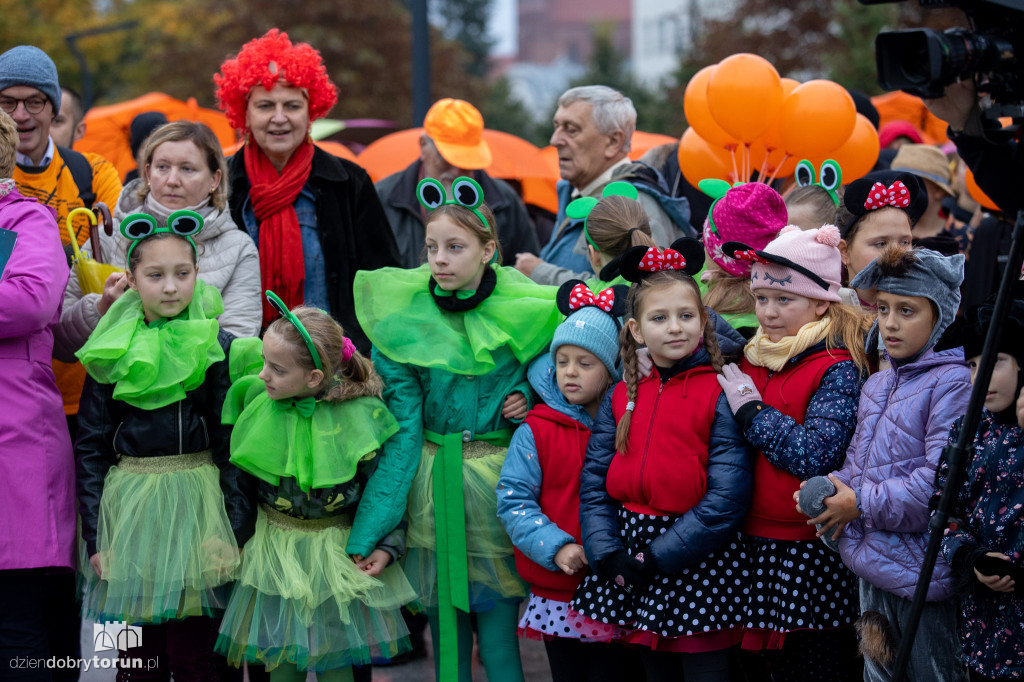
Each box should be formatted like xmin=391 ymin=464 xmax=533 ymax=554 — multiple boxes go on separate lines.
xmin=83 ymin=452 xmax=240 ymax=624
xmin=216 ymin=506 xmax=415 ymax=672
xmin=404 ymin=441 xmax=527 ymax=610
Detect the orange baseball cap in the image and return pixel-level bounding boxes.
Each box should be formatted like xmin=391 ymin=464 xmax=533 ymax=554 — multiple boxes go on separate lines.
xmin=423 ymin=98 xmax=492 ymax=170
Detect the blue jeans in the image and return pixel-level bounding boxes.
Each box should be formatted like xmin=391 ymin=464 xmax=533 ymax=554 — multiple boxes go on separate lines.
xmin=859 ymin=579 xmax=967 ymax=682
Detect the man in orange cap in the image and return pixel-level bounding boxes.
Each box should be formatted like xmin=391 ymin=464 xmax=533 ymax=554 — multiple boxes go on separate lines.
xmin=375 ymin=98 xmax=539 ymax=268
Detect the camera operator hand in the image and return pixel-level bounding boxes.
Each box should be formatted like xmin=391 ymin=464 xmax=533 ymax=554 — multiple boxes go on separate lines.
xmin=923 ymin=80 xmax=976 ymax=133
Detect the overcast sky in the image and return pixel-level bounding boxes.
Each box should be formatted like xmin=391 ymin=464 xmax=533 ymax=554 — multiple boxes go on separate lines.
xmin=488 ymin=0 xmax=517 ymax=57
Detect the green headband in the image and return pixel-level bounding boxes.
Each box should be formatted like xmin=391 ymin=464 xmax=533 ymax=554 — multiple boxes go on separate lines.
xmin=120 ymin=210 xmax=204 ymax=264
xmin=565 ymin=181 xmax=640 ymax=251
xmin=417 ymin=176 xmax=498 ymax=263
xmin=698 ymin=178 xmax=745 ymax=238
xmin=794 ymin=159 xmax=843 ymax=206
xmin=265 ymin=290 xmax=323 ymax=371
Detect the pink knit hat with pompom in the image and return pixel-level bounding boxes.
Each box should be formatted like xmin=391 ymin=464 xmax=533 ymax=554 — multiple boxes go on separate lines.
xmin=703 ymin=183 xmax=788 ymax=278
xmin=722 ymin=224 xmax=843 ymax=302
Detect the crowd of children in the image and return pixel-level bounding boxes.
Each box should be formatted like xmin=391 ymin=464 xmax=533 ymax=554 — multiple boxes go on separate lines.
xmin=58 ymin=163 xmax=1024 ymax=682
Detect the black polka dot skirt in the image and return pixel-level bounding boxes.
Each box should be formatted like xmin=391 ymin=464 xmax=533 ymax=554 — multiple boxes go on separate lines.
xmin=570 ymin=508 xmax=746 ymax=640
xmin=737 ymin=534 xmax=859 ymax=650
xmin=518 ymin=593 xmax=626 ymax=642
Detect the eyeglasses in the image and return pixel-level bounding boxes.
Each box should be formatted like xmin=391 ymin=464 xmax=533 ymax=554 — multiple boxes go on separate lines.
xmin=265 ymin=290 xmax=323 ymax=370
xmin=0 ymin=95 xmax=49 ymax=115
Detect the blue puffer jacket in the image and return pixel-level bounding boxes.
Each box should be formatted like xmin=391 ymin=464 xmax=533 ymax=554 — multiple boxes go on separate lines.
xmin=578 ymin=346 xmax=753 ymax=574
xmin=497 ymin=355 xmax=595 ymax=572
xmin=833 ymin=348 xmax=971 ymax=600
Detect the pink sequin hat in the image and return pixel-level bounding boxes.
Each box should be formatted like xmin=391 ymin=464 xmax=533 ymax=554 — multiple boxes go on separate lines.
xmin=702 ymin=183 xmax=787 ymax=278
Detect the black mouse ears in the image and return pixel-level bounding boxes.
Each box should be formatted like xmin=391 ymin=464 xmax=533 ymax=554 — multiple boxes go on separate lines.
xmin=618 ymin=237 xmax=705 ymax=283
xmin=556 ymin=280 xmax=629 ymax=318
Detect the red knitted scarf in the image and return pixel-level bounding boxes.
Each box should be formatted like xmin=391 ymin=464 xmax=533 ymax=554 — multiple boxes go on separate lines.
xmin=244 ymin=138 xmax=315 ymax=326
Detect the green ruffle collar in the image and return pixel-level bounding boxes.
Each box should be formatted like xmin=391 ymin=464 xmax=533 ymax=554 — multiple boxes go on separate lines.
xmin=222 ymin=375 xmax=399 ymax=492
xmin=353 ymin=264 xmax=563 ymax=375
xmin=76 ymin=280 xmax=225 ymax=409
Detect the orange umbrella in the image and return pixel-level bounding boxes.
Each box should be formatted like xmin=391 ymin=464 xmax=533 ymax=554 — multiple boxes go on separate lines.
xmin=76 ymin=93 xmax=237 ymax=181
xmin=629 ymin=131 xmax=678 ymax=159
xmin=221 ymin=139 xmax=360 ymax=164
xmin=357 ymin=128 xmax=553 ymax=182
xmin=522 ymin=146 xmax=561 ymax=214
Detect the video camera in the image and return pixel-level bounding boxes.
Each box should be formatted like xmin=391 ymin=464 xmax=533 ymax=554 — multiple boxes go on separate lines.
xmin=863 ymin=0 xmax=1024 ymax=120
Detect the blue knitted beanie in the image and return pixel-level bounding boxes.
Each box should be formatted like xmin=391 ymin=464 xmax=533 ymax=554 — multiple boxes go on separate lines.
xmin=0 ymin=46 xmax=60 ymax=114
xmin=550 ymin=306 xmax=622 ymax=381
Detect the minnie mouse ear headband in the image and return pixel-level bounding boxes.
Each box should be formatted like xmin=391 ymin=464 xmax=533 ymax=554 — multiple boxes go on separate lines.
xmin=214 ymin=28 xmax=338 ymax=131
xmin=565 ymin=181 xmax=641 ymax=252
xmin=722 ymin=224 xmax=843 ymax=302
xmin=699 ymin=179 xmax=786 ymax=278
xmin=618 ymin=237 xmax=705 ymax=283
xmin=794 ymin=159 xmax=843 ymax=206
xmin=121 ymin=210 xmax=203 ymax=264
xmin=841 ymin=170 xmax=927 ymax=236
xmin=552 ymin=280 xmax=629 ymax=381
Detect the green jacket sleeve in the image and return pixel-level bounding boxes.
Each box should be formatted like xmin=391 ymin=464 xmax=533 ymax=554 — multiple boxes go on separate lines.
xmin=347 ymin=349 xmax=426 ymax=556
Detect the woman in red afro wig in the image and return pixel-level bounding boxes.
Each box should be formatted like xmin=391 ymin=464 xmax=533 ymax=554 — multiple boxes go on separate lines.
xmin=214 ymin=28 xmax=399 ymax=360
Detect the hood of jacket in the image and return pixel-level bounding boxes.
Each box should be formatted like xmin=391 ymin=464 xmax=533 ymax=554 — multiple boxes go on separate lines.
xmin=527 ymin=354 xmax=597 ymax=430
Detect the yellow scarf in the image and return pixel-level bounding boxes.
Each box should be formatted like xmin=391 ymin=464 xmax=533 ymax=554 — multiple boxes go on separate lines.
xmin=744 ymin=317 xmax=832 ymax=371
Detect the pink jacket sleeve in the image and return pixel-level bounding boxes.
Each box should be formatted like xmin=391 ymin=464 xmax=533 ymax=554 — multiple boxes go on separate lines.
xmin=0 ymin=198 xmax=68 ymax=339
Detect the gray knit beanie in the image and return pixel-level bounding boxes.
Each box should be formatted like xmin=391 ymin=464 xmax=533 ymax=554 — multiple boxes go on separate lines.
xmin=0 ymin=46 xmax=60 ymax=114
xmin=850 ymin=246 xmax=964 ymax=356
xmin=550 ymin=306 xmax=622 ymax=381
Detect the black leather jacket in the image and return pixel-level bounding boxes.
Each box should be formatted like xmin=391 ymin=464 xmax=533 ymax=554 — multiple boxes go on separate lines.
xmin=76 ymin=331 xmax=256 ymax=555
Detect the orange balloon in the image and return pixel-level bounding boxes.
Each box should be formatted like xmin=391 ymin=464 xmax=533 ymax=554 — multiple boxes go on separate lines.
xmin=707 ymin=53 xmax=783 ymax=143
xmin=780 ymin=80 xmax=857 ymax=158
xmin=965 ymin=167 xmax=1001 ymax=212
xmin=806 ymin=114 xmax=879 ymax=183
xmin=684 ymin=66 xmax=737 ymax=149
xmin=678 ymin=127 xmax=737 ymax=187
xmin=757 ymin=78 xmax=800 ymax=153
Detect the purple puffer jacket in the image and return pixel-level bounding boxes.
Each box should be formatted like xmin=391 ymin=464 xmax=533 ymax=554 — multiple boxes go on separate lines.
xmin=833 ymin=348 xmax=971 ymax=601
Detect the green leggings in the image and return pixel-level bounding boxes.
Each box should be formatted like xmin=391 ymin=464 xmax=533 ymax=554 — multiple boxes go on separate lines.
xmin=427 ymin=601 xmax=524 ymax=682
xmin=268 ymin=663 xmax=353 ymax=682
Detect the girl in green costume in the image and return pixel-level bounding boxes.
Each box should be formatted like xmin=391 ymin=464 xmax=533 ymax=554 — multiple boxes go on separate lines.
xmin=353 ymin=177 xmax=563 ymax=682
xmin=215 ymin=299 xmax=415 ymax=681
xmin=75 ymin=211 xmax=251 ymax=679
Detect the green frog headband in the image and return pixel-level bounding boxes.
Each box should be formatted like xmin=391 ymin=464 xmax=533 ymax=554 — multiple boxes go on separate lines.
xmin=417 ymin=176 xmax=490 ymax=233
xmin=120 ymin=210 xmax=204 ymax=264
xmin=794 ymin=159 xmax=843 ymax=206
xmin=265 ymin=290 xmax=324 ymax=371
xmin=565 ymin=181 xmax=641 ymax=251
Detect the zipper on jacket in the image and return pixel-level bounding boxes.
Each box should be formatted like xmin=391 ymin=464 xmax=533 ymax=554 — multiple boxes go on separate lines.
xmin=637 ymin=382 xmax=665 ymax=495
xmin=112 ymin=422 xmax=123 ymax=454
xmin=178 ymin=402 xmax=183 ymax=454
xmin=199 ymin=416 xmax=209 ymax=449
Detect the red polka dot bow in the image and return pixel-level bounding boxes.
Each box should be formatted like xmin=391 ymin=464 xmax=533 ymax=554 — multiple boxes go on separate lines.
xmin=732 ymin=249 xmax=771 ymax=265
xmin=863 ymin=180 xmax=911 ymax=211
xmin=637 ymin=247 xmax=687 ymax=273
xmin=568 ymin=283 xmax=616 ymax=312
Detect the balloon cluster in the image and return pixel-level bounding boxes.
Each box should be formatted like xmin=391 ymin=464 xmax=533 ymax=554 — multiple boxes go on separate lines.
xmin=680 ymin=54 xmax=880 ymax=188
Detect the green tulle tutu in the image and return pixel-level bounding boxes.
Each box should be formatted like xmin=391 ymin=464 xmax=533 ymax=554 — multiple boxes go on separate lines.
xmin=222 ymin=375 xmax=399 ymax=494
xmin=404 ymin=441 xmax=527 ymax=609
xmin=75 ymin=280 xmax=225 ymax=410
xmin=353 ymin=264 xmax=562 ymax=375
xmin=83 ymin=452 xmax=239 ymax=624
xmin=216 ymin=506 xmax=415 ymax=672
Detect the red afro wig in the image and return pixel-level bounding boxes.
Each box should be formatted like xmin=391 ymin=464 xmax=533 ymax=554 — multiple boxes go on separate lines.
xmin=214 ymin=28 xmax=338 ymax=131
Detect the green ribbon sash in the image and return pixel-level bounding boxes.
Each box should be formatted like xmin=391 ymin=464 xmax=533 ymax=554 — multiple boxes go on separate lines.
xmin=422 ymin=427 xmax=512 ymax=682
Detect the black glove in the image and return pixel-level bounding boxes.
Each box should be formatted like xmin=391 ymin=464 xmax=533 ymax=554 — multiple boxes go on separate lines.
xmin=597 ymin=548 xmax=656 ymax=594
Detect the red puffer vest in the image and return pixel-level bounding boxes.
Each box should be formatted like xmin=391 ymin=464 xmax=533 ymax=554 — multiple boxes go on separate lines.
xmin=514 ymin=404 xmax=591 ymax=601
xmin=740 ymin=349 xmax=851 ymax=540
xmin=607 ymin=366 xmax=722 ymax=517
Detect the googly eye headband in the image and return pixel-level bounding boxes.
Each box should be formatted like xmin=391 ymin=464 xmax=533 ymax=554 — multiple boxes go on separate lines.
xmin=120 ymin=210 xmax=204 ymax=264
xmin=564 ymin=181 xmax=641 ymax=251
xmin=417 ymin=176 xmax=498 ymax=263
xmin=265 ymin=290 xmax=323 ymax=370
xmin=618 ymin=237 xmax=705 ymax=283
xmin=794 ymin=159 xmax=843 ymax=206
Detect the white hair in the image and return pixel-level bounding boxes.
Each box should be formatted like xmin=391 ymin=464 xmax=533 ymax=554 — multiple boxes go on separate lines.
xmin=558 ymin=85 xmax=636 ymax=152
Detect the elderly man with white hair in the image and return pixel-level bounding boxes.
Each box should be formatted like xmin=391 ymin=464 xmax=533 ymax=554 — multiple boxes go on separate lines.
xmin=515 ymin=85 xmax=688 ymax=285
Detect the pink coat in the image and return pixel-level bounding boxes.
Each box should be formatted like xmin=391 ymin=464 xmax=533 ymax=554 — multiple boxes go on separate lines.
xmin=0 ymin=187 xmax=75 ymax=570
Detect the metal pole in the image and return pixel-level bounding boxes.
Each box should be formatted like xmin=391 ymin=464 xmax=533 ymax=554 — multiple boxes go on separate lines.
xmin=64 ymin=20 xmax=138 ymax=111
xmin=889 ymin=207 xmax=1024 ymax=682
xmin=411 ymin=0 xmax=431 ymax=126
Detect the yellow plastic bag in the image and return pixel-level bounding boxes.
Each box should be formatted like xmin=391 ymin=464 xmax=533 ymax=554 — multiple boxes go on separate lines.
xmin=66 ymin=207 xmax=123 ymax=295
